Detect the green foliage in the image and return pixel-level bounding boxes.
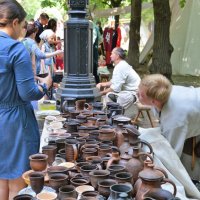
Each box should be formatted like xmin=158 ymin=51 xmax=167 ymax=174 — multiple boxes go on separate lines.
xmin=21 ymin=0 xmax=41 ymax=20
xmin=179 ymin=0 xmax=186 ymax=8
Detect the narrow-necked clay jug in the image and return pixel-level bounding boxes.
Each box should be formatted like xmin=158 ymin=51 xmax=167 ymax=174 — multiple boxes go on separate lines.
xmin=126 ymin=147 xmax=153 ymax=184
xmin=135 ymin=164 xmax=177 ymax=200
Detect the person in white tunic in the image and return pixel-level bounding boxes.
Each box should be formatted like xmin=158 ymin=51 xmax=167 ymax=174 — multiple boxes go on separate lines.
xmin=138 ymin=73 xmax=200 ymax=158
xmin=96 ymin=47 xmax=141 ymax=110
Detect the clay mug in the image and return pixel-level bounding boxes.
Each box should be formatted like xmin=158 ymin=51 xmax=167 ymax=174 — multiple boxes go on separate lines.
xmin=59 ymin=185 xmax=78 ymax=200
xmin=42 ymin=145 xmax=57 ymax=166
xmin=29 ymin=153 xmax=48 ymax=171
xmin=75 ymin=99 xmax=86 ymax=111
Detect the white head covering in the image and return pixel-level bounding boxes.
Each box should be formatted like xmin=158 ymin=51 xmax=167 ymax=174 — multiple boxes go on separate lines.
xmin=39 ymin=29 xmax=54 ymax=42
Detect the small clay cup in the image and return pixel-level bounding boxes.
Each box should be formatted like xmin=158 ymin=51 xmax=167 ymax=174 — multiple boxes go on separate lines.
xmin=49 ymin=173 xmax=69 ymax=192
xmin=59 ymin=185 xmax=78 ymax=199
xmin=29 ymin=153 xmax=48 ymax=171
xmin=29 ymin=171 xmax=44 ymax=195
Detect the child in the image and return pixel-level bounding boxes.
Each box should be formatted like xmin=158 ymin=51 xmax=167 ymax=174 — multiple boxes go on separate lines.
xmin=39 ymin=29 xmax=58 ymax=76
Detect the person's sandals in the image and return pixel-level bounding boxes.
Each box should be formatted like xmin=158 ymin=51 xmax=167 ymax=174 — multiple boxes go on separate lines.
xmin=108 ymin=93 xmax=117 ymax=102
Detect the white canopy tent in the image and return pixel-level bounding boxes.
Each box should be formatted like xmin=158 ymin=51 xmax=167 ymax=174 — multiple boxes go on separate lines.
xmin=140 ymin=0 xmax=200 ymax=76
xmin=170 ymin=0 xmax=200 ymax=76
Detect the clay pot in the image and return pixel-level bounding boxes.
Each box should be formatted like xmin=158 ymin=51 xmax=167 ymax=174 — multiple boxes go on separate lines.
xmin=59 ymin=185 xmax=78 ymax=199
xmin=107 ymin=164 xmax=126 ymax=178
xmin=13 ymin=194 xmax=34 ymax=200
xmin=82 ymin=148 xmax=98 ymax=161
xmin=70 ymin=176 xmax=90 ymax=187
xmin=29 ymin=171 xmax=44 ymax=194
xmin=89 ymin=170 xmax=110 ymax=189
xmin=92 ymin=101 xmax=103 ymax=111
xmin=65 ymin=139 xmax=78 ymax=162
xmin=55 ymin=138 xmax=66 ymax=153
xmin=42 ymin=145 xmax=57 ymax=166
xmin=81 ymin=191 xmax=100 ymax=200
xmin=114 ymin=172 xmax=133 ymax=184
xmin=86 ymin=117 xmax=97 ymax=126
xmin=47 ymin=166 xmax=68 ymax=176
xmin=64 ymin=121 xmax=79 ymax=132
xmin=108 ymin=184 xmax=133 ymax=200
xmin=98 ymin=144 xmax=112 ymax=157
xmin=99 ymin=128 xmax=116 ymax=141
xmin=134 ymin=163 xmax=177 ymax=200
xmin=29 ymin=153 xmax=48 ymax=171
xmin=49 ymin=173 xmax=69 ymax=192
xmin=98 ymin=179 xmax=118 ymax=198
xmin=75 ymin=161 xmax=89 ymax=172
xmin=80 ymin=164 xmax=98 ymax=177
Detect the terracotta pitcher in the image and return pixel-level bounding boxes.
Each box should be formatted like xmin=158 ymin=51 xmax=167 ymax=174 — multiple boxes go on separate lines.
xmin=134 ymin=164 xmax=177 ymax=200
xmin=126 ymin=147 xmax=153 ymax=184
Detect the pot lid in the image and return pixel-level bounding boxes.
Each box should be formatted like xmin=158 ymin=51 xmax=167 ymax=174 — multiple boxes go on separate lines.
xmin=139 ymin=166 xmax=164 ymax=181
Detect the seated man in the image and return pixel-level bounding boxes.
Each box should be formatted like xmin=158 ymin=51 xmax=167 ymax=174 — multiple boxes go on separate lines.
xmin=96 ymin=47 xmax=141 ymax=111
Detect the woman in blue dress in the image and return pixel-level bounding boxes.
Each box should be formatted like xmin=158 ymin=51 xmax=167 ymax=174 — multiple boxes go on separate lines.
xmin=0 ymin=0 xmax=52 ymax=199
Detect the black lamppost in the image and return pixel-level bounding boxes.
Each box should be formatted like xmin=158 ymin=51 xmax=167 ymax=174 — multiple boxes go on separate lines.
xmin=56 ymin=0 xmax=100 ymax=111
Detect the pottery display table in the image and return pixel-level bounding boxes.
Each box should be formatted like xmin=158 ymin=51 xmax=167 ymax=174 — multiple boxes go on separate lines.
xmin=39 ymin=118 xmax=200 ymax=200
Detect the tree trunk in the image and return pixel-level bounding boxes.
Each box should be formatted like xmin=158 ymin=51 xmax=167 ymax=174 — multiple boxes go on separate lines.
xmin=150 ymin=0 xmax=173 ymax=81
xmin=127 ymin=0 xmax=142 ymax=70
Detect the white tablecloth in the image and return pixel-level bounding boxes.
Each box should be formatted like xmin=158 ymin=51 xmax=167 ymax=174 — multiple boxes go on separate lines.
xmin=139 ymin=127 xmax=200 ymax=200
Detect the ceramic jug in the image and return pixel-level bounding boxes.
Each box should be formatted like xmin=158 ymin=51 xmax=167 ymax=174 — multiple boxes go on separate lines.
xmin=134 ymin=164 xmax=177 ymax=200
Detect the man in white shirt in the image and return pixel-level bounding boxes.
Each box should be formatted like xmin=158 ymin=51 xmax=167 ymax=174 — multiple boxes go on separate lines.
xmin=96 ymin=47 xmax=141 ymax=110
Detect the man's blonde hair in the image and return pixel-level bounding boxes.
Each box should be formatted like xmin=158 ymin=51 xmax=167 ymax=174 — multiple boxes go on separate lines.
xmin=140 ymin=74 xmax=172 ymax=103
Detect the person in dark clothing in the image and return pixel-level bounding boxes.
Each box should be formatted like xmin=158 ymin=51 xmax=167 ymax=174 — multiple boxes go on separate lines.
xmin=34 ymin=13 xmax=49 ymax=44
